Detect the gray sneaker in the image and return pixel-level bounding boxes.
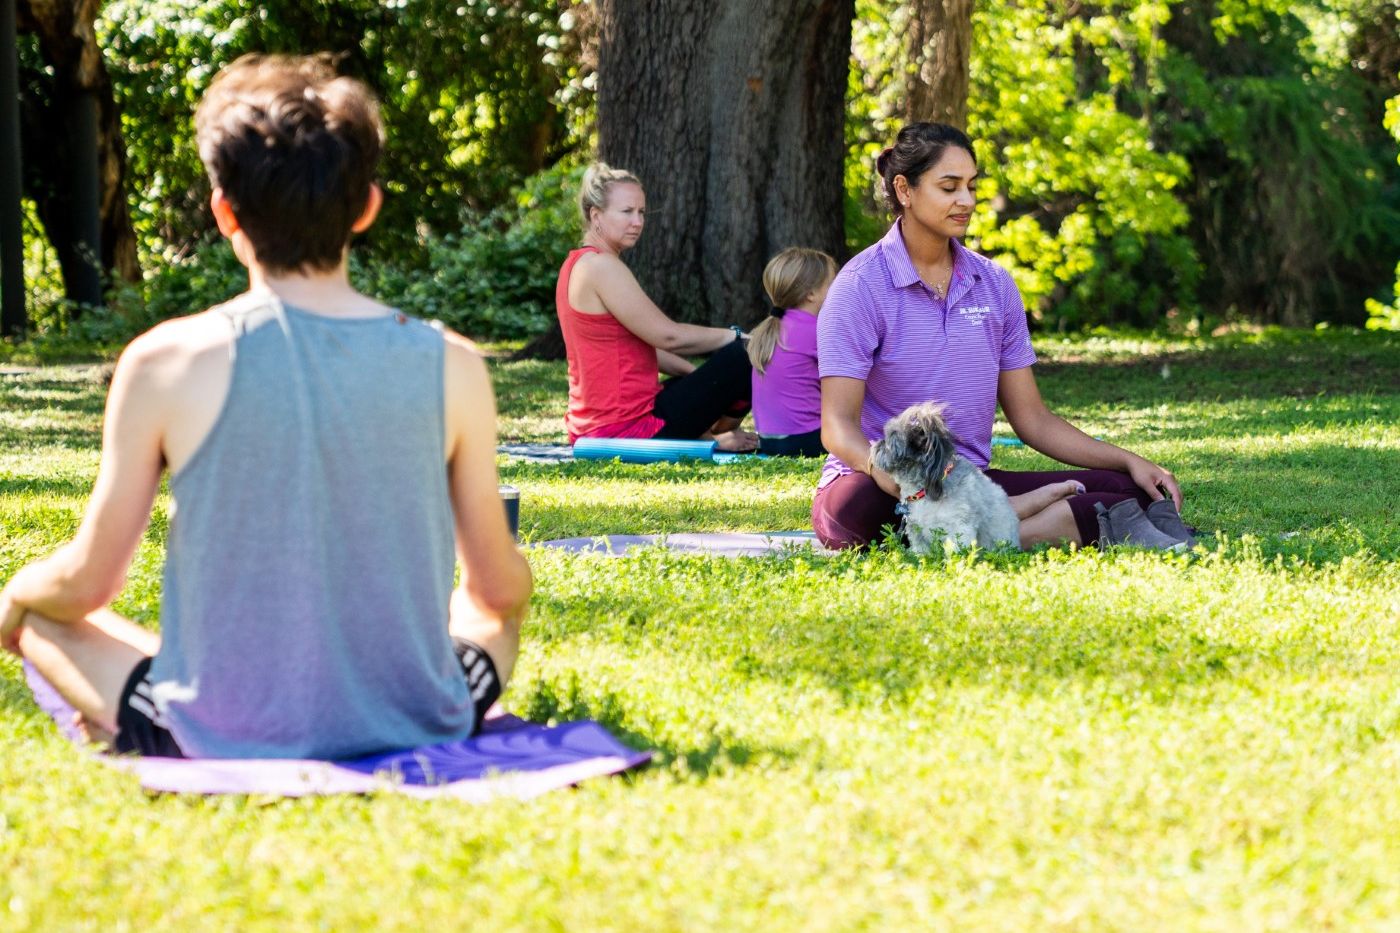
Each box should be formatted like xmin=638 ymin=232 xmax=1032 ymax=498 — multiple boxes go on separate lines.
xmin=1144 ymin=498 xmax=1198 ymax=548
xmin=1095 ymin=500 xmax=1188 ymax=551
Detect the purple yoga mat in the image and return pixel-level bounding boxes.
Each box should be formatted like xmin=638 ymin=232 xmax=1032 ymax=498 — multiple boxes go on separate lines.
xmin=539 ymin=531 xmax=834 ymax=557
xmin=23 ymin=662 xmax=651 ymax=799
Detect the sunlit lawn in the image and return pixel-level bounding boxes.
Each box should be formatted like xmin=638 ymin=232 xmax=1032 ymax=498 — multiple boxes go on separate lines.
xmin=2 ymin=329 xmax=1398 ymax=930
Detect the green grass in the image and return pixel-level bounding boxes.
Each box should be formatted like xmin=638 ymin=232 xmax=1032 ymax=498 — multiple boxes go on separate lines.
xmin=2 ymin=329 xmax=1399 ymax=930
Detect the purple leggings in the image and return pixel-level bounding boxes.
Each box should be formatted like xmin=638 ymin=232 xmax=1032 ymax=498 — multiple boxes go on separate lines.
xmin=811 ymin=467 xmax=1153 ymax=550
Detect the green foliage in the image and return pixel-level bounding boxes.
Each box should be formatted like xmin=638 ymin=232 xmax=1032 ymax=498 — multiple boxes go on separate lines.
xmin=99 ymin=0 xmax=584 ymax=265
xmin=844 ymin=0 xmax=1400 ymax=330
xmin=970 ymin=1 xmax=1198 ymax=328
xmin=3 ymin=333 xmax=1400 ymax=926
xmin=845 ymin=0 xmax=903 ymax=254
xmin=847 ymin=0 xmax=1200 ymax=327
xmin=1366 ymin=79 xmax=1400 ymax=330
xmin=8 ymin=160 xmax=580 ymax=354
xmin=353 ymin=162 xmax=583 ymax=339
xmin=1156 ymin=2 xmax=1400 ymax=327
xmin=15 ymin=0 xmax=1399 ymax=337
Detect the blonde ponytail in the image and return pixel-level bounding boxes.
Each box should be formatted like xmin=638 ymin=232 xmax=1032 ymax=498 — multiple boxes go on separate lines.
xmin=747 ymin=247 xmax=838 ymax=374
xmin=747 ymin=316 xmax=784 ymax=374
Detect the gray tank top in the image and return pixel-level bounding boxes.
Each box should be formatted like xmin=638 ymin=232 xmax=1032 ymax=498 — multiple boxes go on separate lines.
xmin=148 ymin=293 xmax=474 ymax=759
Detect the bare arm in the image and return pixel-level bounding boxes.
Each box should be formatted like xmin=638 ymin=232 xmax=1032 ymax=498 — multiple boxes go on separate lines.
xmin=998 ymin=366 xmax=1182 ymax=508
xmin=442 ymin=332 xmax=532 ymax=688
xmin=1 ymin=342 xmax=167 ymax=649
xmin=580 ymin=253 xmax=737 ymax=355
xmin=820 ymin=376 xmax=900 ymax=498
xmin=657 ymin=348 xmax=696 ymax=377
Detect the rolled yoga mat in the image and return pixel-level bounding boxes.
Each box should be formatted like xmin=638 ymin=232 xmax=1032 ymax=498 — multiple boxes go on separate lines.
xmin=572 ymin=437 xmax=719 ymax=464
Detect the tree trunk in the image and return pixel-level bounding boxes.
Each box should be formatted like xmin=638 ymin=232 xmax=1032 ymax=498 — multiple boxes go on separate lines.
xmin=18 ymin=0 xmax=140 ymax=314
xmin=514 ymin=322 xmax=568 ymax=361
xmin=902 ymin=0 xmax=973 ymax=129
xmin=592 ymin=0 xmax=853 ymax=327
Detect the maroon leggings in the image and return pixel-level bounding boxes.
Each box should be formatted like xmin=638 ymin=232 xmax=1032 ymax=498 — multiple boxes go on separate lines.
xmin=811 ymin=467 xmax=1153 ymax=550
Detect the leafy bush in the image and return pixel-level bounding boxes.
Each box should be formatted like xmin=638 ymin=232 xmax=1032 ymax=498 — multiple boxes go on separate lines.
xmin=1157 ymin=4 xmax=1400 ymax=327
xmin=844 ymin=0 xmax=1400 ymax=330
xmin=1366 ymin=83 xmax=1400 ymax=331
xmin=969 ymin=1 xmax=1200 ymax=329
xmin=99 ymin=0 xmax=583 ymax=267
xmin=9 ymin=161 xmax=581 ymax=355
xmin=353 ymin=162 xmax=583 ymax=339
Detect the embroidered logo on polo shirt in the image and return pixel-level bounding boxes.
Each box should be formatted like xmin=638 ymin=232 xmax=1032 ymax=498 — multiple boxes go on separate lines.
xmin=957 ymin=305 xmax=994 ymax=323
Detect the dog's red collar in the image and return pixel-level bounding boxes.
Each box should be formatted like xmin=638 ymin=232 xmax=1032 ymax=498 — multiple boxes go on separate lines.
xmin=902 ymin=463 xmax=953 ymax=503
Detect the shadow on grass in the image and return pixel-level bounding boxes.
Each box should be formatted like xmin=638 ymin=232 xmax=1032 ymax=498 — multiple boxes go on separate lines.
xmin=0 ymin=474 xmax=95 ymax=498
xmin=512 ymin=441 xmax=1398 ymax=557
xmin=0 ymin=377 xmax=107 ymax=452
xmin=513 ymin=674 xmax=800 ymax=779
xmin=1178 ymin=443 xmax=1400 ymax=559
xmin=1034 ymin=337 xmax=1400 ymax=409
xmin=527 ymin=597 xmax=1291 ymax=720
xmin=0 ymin=426 xmax=102 ymax=452
xmin=0 ymin=377 xmax=108 ymax=407
xmin=3 ymin=660 xmax=795 ymax=784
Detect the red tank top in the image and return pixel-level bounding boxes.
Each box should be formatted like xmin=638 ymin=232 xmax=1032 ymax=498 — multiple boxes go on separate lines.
xmin=556 ymin=247 xmax=665 ymax=443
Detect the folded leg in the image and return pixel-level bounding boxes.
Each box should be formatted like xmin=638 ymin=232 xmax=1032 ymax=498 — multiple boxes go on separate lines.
xmin=18 ymin=609 xmax=158 ymax=738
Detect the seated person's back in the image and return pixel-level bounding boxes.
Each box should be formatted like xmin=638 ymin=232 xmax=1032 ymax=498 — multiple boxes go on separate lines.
xmin=154 ymin=294 xmax=470 ymax=758
xmin=0 ymin=54 xmax=532 ymax=760
xmin=747 ymin=248 xmax=836 ymax=457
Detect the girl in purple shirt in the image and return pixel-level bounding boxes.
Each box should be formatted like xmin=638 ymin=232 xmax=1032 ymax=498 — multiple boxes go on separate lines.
xmin=814 ymin=122 xmax=1188 ymax=551
xmin=748 ymin=248 xmax=836 ymax=457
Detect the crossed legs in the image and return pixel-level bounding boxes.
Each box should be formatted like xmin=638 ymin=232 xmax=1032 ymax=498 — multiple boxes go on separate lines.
xmin=16 ymin=609 xmax=158 ymax=744
xmin=813 ymin=467 xmax=1150 ymax=550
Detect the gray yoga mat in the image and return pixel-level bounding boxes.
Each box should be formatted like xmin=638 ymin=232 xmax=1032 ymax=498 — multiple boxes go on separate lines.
xmin=537 ymin=531 xmax=834 ymax=557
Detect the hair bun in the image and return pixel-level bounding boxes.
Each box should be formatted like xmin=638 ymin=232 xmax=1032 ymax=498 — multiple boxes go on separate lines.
xmin=875 ymin=146 xmax=894 ymax=175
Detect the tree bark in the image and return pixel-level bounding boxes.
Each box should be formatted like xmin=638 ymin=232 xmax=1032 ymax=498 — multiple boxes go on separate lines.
xmin=902 ymin=0 xmax=973 ymax=129
xmin=18 ymin=0 xmax=140 ymax=313
xmin=591 ymin=0 xmax=853 ymax=327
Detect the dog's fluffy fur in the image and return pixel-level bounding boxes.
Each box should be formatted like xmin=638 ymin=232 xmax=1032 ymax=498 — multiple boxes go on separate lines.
xmin=871 ymin=402 xmax=1020 ymax=553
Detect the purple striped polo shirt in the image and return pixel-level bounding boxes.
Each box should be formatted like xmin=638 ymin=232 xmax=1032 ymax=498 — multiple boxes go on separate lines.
xmin=817 ymin=220 xmax=1037 ymax=487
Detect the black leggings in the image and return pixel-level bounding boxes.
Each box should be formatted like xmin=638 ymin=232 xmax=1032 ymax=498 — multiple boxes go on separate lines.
xmin=652 ymin=340 xmax=752 ymax=439
xmin=758 ymin=429 xmax=825 ymax=457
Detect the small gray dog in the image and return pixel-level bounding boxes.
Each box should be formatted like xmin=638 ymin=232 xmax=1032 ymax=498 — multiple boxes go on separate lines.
xmin=871 ymin=402 xmax=1020 ymax=553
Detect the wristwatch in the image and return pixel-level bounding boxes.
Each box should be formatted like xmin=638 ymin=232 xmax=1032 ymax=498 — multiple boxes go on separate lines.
xmin=729 ymin=325 xmax=746 ymax=342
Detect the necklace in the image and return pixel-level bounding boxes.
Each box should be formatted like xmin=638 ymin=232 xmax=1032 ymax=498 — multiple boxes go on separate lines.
xmin=923 ymin=254 xmax=953 ymax=298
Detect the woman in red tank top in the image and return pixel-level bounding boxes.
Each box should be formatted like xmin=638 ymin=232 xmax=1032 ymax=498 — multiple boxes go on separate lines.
xmin=556 ymin=164 xmax=757 ymax=449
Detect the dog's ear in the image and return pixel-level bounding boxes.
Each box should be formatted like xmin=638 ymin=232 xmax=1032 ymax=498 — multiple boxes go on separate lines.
xmin=871 ymin=429 xmax=902 ymax=474
xmin=924 ymin=428 xmax=957 ymax=497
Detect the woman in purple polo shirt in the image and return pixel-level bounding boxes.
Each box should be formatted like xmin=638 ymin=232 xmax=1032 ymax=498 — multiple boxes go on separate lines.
xmin=814 ymin=122 xmax=1185 ymax=550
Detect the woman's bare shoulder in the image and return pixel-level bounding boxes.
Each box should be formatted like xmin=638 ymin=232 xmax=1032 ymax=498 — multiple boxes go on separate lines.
xmin=572 ymin=248 xmax=632 ymax=281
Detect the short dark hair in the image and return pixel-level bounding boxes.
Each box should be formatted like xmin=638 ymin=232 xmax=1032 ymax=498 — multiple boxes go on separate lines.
xmin=195 ymin=54 xmax=384 ymax=274
xmin=876 ymin=123 xmax=976 ymax=217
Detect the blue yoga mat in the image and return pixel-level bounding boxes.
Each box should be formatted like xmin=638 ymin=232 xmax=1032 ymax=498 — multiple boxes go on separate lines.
xmin=559 ymin=437 xmax=1023 ymax=464
xmin=573 ymin=437 xmax=719 ymax=463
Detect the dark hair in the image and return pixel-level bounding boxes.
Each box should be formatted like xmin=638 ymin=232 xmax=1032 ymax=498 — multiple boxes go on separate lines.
xmin=876 ymin=122 xmax=975 ymax=217
xmin=195 ymin=54 xmax=384 ymax=274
